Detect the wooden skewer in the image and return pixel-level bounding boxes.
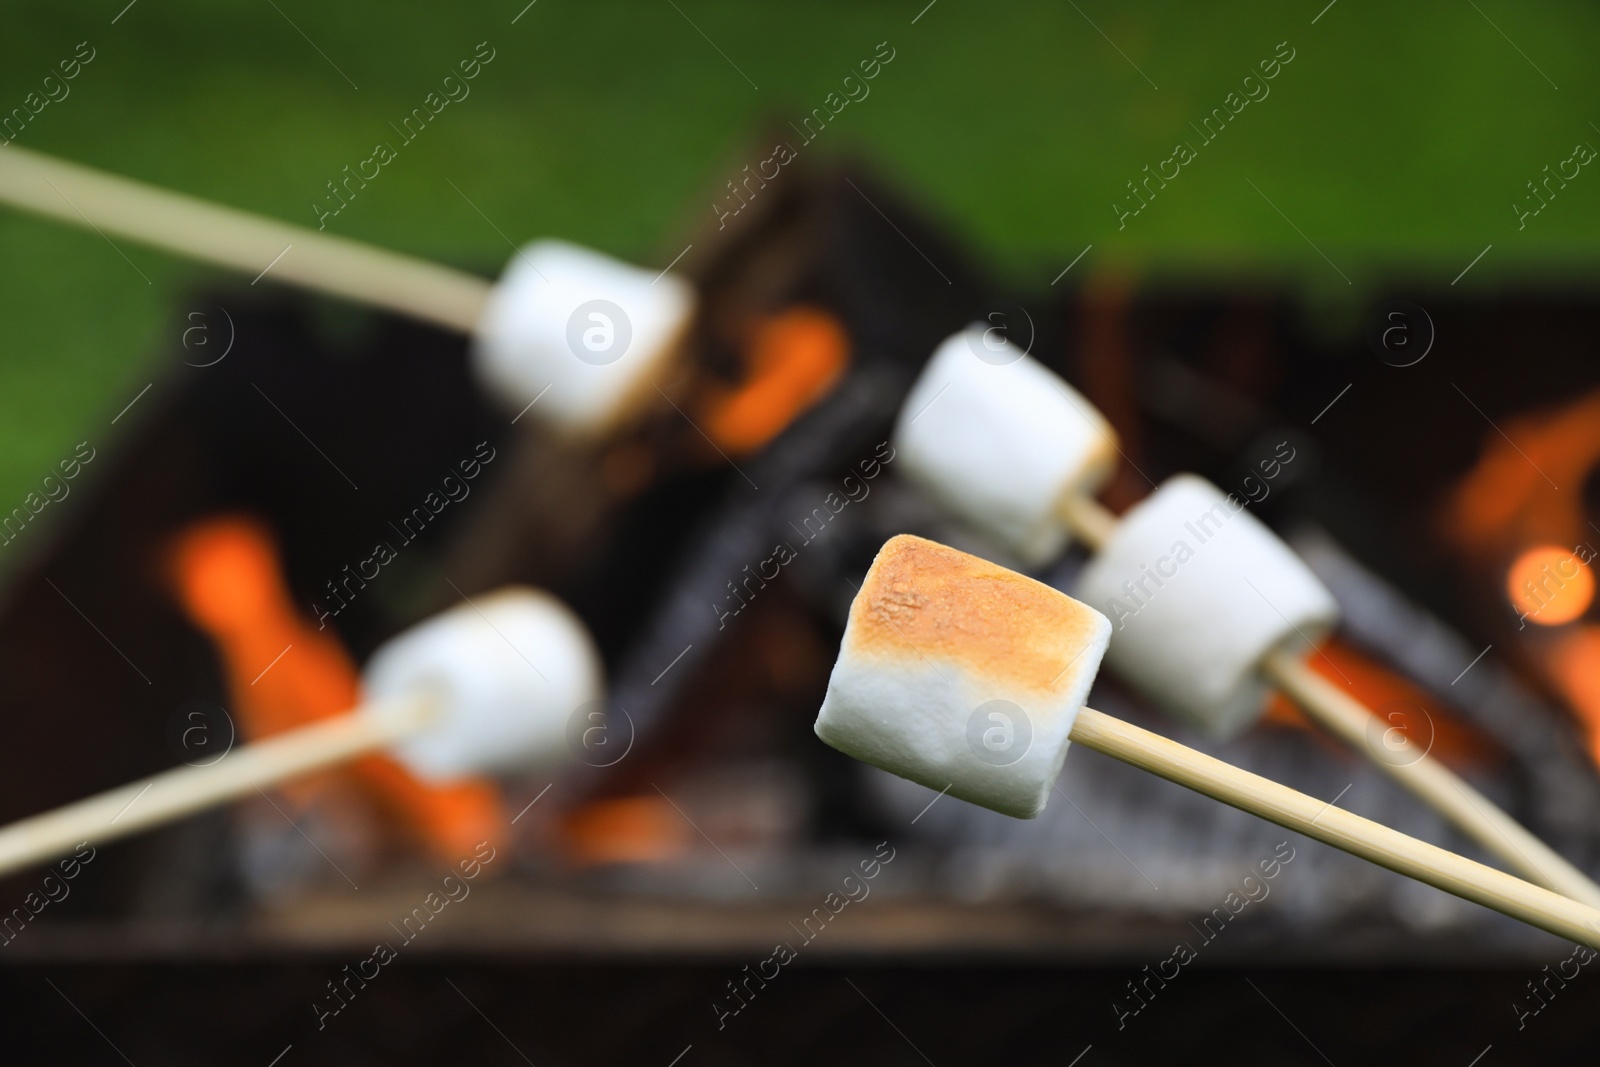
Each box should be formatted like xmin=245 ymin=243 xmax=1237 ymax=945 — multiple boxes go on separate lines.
xmin=4 ymin=654 xmax=1596 ymax=949
xmin=0 ymin=697 xmax=431 ymax=881
xmin=0 ymin=145 xmax=491 ymax=333
xmin=1058 ymin=492 xmax=1600 ymax=907
xmin=1071 ymin=706 xmax=1600 ymax=948
xmin=1057 ymin=492 xmax=1119 ymax=550
xmin=1261 ymin=649 xmax=1600 ymax=909
xmin=6 ymin=686 xmax=1599 ymax=947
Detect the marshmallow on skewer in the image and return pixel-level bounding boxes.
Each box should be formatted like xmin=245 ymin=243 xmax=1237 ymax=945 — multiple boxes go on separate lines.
xmin=1075 ymin=474 xmax=1338 ymax=738
xmin=0 ymin=149 xmax=700 ymax=437
xmin=814 ymin=534 xmax=1111 ymax=818
xmin=473 ymin=240 xmax=696 ymax=434
xmin=0 ymin=585 xmax=607 ymax=881
xmin=893 ymin=327 xmax=1117 ymax=566
xmin=887 ymin=335 xmax=1600 ymax=906
xmin=810 ymin=538 xmax=1600 ymax=948
xmin=362 ymin=586 xmax=605 ymax=780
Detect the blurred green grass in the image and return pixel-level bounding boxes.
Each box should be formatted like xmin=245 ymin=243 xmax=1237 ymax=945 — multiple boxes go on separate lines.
xmin=1 ymin=0 xmax=1598 ymax=522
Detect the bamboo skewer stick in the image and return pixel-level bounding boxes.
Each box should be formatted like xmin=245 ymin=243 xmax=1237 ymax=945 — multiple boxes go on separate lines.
xmin=6 ymin=682 xmax=1600 ymax=947
xmin=1261 ymin=649 xmax=1600 ymax=908
xmin=0 ymin=697 xmax=431 ymax=881
xmin=1070 ymin=707 xmax=1600 ymax=949
xmin=1057 ymin=492 xmax=1600 ymax=906
xmin=1056 ymin=492 xmax=1119 ymax=551
xmin=0 ymin=145 xmax=491 ymax=333
xmin=1056 ymin=494 xmax=1117 ymax=552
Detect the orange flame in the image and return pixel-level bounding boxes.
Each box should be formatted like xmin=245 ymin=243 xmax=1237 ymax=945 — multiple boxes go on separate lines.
xmin=169 ymin=517 xmax=504 ymax=863
xmin=1440 ymin=386 xmax=1600 ymax=771
xmin=1506 ymin=545 xmax=1595 ymax=626
xmin=1263 ymin=637 xmax=1499 ymax=769
xmin=700 ymin=307 xmax=848 ymax=455
xmin=559 ymin=795 xmax=691 ymax=866
xmin=1544 ymin=625 xmax=1600 ymax=768
xmin=1443 ymin=389 xmax=1600 ymax=554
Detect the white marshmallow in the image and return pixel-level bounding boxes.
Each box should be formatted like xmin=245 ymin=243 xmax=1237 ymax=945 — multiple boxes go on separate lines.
xmin=1075 ymin=475 xmax=1339 ymax=738
xmin=473 ymin=240 xmax=695 ymax=433
xmin=362 ymin=587 xmax=604 ymax=781
xmin=894 ymin=327 xmax=1118 ymax=567
xmin=814 ymin=535 xmax=1111 ymax=818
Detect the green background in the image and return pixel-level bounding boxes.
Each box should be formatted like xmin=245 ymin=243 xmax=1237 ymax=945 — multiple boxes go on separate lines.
xmin=1 ymin=0 xmax=1596 ymax=527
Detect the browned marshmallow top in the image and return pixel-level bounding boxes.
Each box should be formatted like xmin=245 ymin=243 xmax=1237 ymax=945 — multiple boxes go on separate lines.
xmin=849 ymin=534 xmax=1107 ymax=696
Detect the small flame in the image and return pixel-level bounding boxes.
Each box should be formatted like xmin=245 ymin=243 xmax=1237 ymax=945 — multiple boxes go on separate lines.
xmin=169 ymin=516 xmax=504 ymax=862
xmin=701 ymin=307 xmax=849 ymax=454
xmin=1263 ymin=637 xmax=1499 ymax=768
xmin=1507 ymin=545 xmax=1595 ymax=626
xmin=560 ymin=796 xmax=690 ymax=866
xmin=1548 ymin=626 xmax=1600 ymax=768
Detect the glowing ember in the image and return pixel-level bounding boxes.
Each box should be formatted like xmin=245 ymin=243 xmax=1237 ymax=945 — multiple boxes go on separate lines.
xmin=1507 ymin=545 xmax=1596 ymax=626
xmin=702 ymin=307 xmax=849 ymax=455
xmin=1548 ymin=625 xmax=1600 ymax=767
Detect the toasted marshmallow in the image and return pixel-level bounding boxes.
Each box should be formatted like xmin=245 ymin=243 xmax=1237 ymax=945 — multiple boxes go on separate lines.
xmin=362 ymin=587 xmax=604 ymax=781
xmin=814 ymin=534 xmax=1112 ymax=818
xmin=1076 ymin=475 xmax=1339 ymax=738
xmin=473 ymin=240 xmax=695 ymax=433
xmin=894 ymin=328 xmax=1117 ymax=566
